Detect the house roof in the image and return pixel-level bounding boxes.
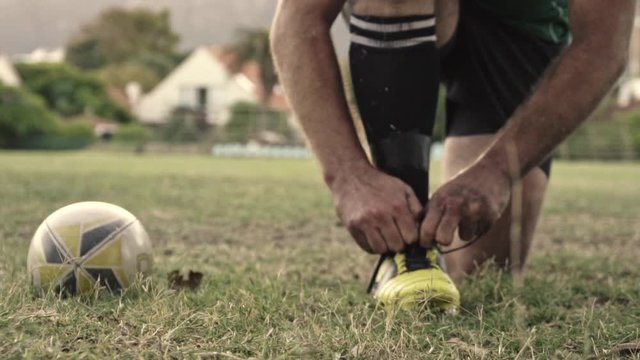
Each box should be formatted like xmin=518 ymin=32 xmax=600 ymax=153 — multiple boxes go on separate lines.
xmin=208 ymin=46 xmax=290 ymax=112
xmin=107 ymin=85 xmax=132 ymax=110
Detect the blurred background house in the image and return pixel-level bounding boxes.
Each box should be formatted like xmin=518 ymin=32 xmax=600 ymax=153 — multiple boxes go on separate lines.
xmin=133 ymin=46 xmax=287 ymax=127
xmin=618 ymin=2 xmax=640 ymax=108
xmin=0 ymin=53 xmax=21 ymax=87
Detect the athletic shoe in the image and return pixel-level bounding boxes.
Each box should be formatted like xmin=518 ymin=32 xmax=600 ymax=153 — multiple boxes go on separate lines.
xmin=368 ymin=246 xmax=460 ymax=312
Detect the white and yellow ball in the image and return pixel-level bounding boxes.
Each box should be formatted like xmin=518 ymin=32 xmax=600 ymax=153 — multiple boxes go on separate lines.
xmin=27 ymin=202 xmax=153 ymax=295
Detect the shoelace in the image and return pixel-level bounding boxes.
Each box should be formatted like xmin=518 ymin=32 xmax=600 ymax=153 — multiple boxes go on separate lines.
xmin=435 ymin=234 xmax=483 ymax=255
xmin=367 ymin=254 xmax=391 ymax=293
xmin=404 ymin=245 xmax=431 ymax=271
xmin=366 ymin=245 xmax=435 ymax=293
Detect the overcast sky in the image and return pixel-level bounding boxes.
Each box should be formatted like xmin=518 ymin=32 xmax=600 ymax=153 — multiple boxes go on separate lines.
xmin=0 ymin=0 xmax=349 ymax=56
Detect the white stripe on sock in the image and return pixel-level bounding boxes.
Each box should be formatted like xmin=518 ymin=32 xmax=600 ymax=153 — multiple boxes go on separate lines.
xmin=351 ymin=34 xmax=436 ymax=49
xmin=350 ymin=17 xmax=436 ymax=33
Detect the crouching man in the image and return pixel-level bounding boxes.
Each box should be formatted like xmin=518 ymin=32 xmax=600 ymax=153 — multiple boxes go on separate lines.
xmin=271 ymin=0 xmax=634 ymax=310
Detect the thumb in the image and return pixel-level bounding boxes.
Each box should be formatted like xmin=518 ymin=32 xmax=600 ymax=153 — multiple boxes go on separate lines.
xmin=404 ymin=186 xmax=424 ymax=221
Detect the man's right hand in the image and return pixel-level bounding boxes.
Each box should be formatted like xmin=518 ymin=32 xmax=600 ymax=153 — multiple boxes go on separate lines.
xmin=272 ymin=1 xmax=423 ymax=255
xmin=330 ymin=164 xmax=423 ymax=254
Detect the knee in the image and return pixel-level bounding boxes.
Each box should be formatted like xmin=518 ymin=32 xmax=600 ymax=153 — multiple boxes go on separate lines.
xmin=444 ymin=251 xmax=484 ymax=282
xmin=444 ymin=249 xmax=508 ymax=282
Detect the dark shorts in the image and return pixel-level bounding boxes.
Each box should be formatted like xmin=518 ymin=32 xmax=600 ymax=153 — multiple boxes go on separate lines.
xmin=441 ymin=0 xmax=567 ymax=176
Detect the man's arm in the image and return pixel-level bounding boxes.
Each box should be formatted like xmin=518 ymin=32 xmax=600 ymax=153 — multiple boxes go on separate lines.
xmin=272 ymin=0 xmax=423 ymax=253
xmin=420 ymin=0 xmax=635 ymax=247
xmin=272 ymin=0 xmax=365 ymax=182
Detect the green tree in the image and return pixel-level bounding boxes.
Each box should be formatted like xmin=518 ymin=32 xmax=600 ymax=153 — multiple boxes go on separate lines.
xmin=98 ymin=62 xmax=160 ymax=93
xmin=16 ymin=63 xmax=134 ymax=123
xmin=66 ymin=7 xmax=181 ymax=85
xmin=229 ymin=29 xmax=279 ymax=111
xmin=0 ymin=82 xmax=58 ymax=147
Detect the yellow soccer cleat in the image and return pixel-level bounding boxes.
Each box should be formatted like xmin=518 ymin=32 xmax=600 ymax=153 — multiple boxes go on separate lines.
xmin=368 ymin=246 xmax=460 ymax=312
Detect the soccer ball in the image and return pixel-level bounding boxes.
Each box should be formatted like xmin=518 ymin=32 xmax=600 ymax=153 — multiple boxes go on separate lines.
xmin=27 ymin=202 xmax=153 ymax=295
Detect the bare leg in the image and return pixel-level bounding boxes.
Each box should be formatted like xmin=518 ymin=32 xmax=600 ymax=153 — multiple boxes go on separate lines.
xmin=435 ymin=0 xmax=459 ymax=47
xmin=441 ymin=135 xmax=548 ymax=281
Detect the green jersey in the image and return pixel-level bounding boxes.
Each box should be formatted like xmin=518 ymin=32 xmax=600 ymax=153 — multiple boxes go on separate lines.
xmin=477 ymin=0 xmax=570 ymax=43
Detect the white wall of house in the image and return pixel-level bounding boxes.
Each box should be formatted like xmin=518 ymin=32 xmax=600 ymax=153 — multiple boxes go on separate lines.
xmin=618 ymin=79 xmax=640 ymax=108
xmin=0 ymin=54 xmax=21 ymax=87
xmin=618 ymin=5 xmax=640 ymax=107
xmin=134 ymin=46 xmax=258 ymax=125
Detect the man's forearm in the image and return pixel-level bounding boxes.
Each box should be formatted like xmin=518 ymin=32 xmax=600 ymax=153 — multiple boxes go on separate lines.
xmin=272 ymin=1 xmax=371 ymax=187
xmin=479 ymin=1 xmax=634 ymax=179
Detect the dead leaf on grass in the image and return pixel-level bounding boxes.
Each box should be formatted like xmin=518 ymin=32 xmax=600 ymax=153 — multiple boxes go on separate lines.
xmin=590 ymin=340 xmax=640 ymax=360
xmin=447 ymin=338 xmax=489 ymax=358
xmin=168 ymin=270 xmax=203 ymax=290
xmin=9 ymin=310 xmax=58 ymax=324
xmin=610 ymin=340 xmax=640 ymax=356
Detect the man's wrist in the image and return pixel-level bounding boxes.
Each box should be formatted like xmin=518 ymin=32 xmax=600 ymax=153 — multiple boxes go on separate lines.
xmin=475 ymin=144 xmax=513 ymax=185
xmin=323 ymin=158 xmax=374 ymax=193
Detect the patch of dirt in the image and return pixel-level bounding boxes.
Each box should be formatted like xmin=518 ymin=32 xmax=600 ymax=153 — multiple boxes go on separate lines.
xmin=168 ymin=270 xmax=204 ymax=290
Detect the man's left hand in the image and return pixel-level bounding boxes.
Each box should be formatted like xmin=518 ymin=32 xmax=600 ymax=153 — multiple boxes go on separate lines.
xmin=419 ymin=161 xmax=512 ymax=248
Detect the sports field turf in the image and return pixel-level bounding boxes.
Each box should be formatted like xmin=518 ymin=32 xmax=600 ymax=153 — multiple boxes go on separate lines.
xmin=1 ymin=151 xmax=639 ymax=359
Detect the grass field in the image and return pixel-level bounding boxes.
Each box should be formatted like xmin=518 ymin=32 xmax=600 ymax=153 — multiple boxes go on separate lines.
xmin=1 ymin=151 xmax=639 ymax=359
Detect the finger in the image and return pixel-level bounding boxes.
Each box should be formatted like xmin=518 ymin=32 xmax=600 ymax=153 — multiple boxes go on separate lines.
xmin=436 ymin=198 xmax=464 ymax=245
xmin=349 ymin=228 xmax=374 ymax=254
xmin=364 ymin=228 xmax=388 ymax=254
xmin=394 ymin=213 xmax=419 ymax=246
xmin=420 ymin=200 xmax=445 ymax=248
xmin=466 ymin=200 xmax=483 ymax=222
xmin=378 ymin=220 xmax=404 ymax=253
xmin=405 ymin=186 xmax=424 ymax=221
xmin=436 ymin=209 xmax=462 ymax=246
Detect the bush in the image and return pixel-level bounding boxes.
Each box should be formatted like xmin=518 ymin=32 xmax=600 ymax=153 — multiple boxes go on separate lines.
xmin=159 ymin=107 xmax=208 ymax=143
xmin=625 ymin=109 xmax=640 ymax=155
xmin=15 ymin=63 xmax=135 ymax=123
xmin=0 ymin=82 xmax=59 ymax=148
xmin=114 ymin=123 xmax=149 ymax=145
xmin=56 ymin=120 xmax=95 ymax=138
xmin=224 ymin=102 xmax=291 ymax=144
xmin=16 ymin=120 xmax=96 ymax=150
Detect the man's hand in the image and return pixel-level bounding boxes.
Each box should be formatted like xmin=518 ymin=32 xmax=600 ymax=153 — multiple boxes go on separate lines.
xmin=417 ymin=0 xmax=634 ymax=249
xmin=419 ymin=161 xmax=511 ymax=248
xmin=331 ymin=165 xmax=423 ymax=254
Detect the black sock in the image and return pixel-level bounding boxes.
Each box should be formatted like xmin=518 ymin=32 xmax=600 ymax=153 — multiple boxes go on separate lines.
xmin=349 ymin=13 xmax=439 ymax=205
